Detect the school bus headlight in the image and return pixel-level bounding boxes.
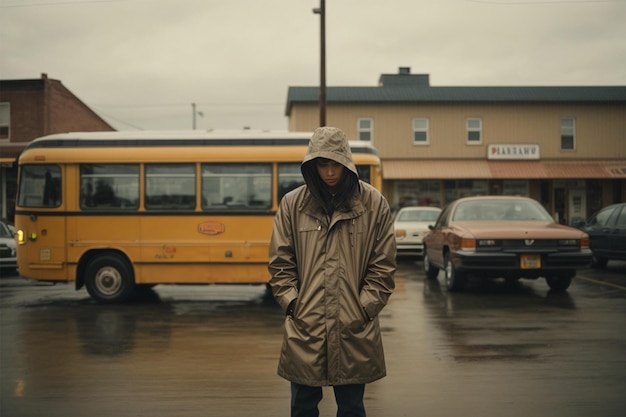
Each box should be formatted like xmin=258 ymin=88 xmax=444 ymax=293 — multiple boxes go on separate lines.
xmin=16 ymin=230 xmax=26 ymax=245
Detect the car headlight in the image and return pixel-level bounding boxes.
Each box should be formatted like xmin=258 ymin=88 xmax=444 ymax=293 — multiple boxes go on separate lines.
xmin=461 ymin=239 xmax=476 ymax=250
xmin=396 ymin=229 xmax=407 ymax=238
xmin=558 ymin=239 xmax=579 ymax=246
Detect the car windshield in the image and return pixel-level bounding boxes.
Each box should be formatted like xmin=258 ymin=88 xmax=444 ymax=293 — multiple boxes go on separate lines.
xmin=0 ymin=223 xmax=10 ymax=237
xmin=397 ymin=210 xmax=440 ymax=222
xmin=452 ymin=199 xmax=553 ymax=222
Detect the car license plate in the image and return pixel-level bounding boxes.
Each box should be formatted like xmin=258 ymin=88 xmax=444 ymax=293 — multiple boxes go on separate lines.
xmin=521 ymin=255 xmax=541 ymax=269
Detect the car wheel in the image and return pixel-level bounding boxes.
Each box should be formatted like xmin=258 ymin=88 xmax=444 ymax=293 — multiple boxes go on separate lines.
xmin=590 ymin=254 xmax=608 ymax=269
xmin=546 ymin=274 xmax=573 ymax=292
xmin=423 ymin=250 xmax=440 ymax=280
xmin=85 ymin=253 xmax=135 ymax=303
xmin=444 ymin=252 xmax=467 ymax=292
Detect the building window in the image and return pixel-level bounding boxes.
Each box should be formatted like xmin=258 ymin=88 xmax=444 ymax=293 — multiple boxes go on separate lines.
xmin=0 ymin=102 xmax=9 ymax=140
xmin=357 ymin=118 xmax=373 ymax=141
xmin=412 ymin=118 xmax=429 ymax=144
xmin=503 ymin=180 xmax=529 ymax=196
xmin=466 ymin=118 xmax=482 ymax=144
xmin=561 ymin=118 xmax=575 ymax=151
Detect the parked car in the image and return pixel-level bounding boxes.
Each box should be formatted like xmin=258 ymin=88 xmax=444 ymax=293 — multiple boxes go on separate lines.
xmin=0 ymin=220 xmax=18 ymax=272
xmin=423 ymin=196 xmax=592 ymax=292
xmin=582 ymin=202 xmax=626 ymax=268
xmin=394 ymin=206 xmax=442 ymax=256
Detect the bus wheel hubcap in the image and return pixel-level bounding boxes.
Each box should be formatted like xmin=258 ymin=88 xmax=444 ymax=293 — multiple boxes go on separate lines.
xmin=95 ymin=267 xmax=122 ymax=295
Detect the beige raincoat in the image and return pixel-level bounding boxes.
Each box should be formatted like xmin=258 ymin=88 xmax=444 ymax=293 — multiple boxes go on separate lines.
xmin=268 ymin=127 xmax=397 ymax=386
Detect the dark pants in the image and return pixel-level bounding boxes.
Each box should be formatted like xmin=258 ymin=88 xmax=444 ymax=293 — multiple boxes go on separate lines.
xmin=290 ymin=382 xmax=366 ymax=417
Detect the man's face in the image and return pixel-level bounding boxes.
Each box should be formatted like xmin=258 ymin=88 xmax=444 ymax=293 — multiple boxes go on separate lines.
xmin=315 ymin=158 xmax=344 ymax=189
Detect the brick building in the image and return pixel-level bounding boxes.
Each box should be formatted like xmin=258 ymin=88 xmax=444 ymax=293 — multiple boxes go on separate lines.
xmin=0 ymin=73 xmax=114 ymax=221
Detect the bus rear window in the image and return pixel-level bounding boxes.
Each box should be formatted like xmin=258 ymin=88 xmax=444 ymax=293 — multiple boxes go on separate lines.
xmin=80 ymin=164 xmax=139 ymax=210
xmin=18 ymin=164 xmax=62 ymax=208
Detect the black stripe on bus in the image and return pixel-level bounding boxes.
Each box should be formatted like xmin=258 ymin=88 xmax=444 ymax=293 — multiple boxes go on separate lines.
xmin=24 ymin=138 xmax=379 ymax=155
xmin=14 ymin=210 xmax=278 ymax=217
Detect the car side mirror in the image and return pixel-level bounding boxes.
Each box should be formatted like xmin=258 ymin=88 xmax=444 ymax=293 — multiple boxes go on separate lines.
xmin=428 ymin=224 xmax=435 ymax=230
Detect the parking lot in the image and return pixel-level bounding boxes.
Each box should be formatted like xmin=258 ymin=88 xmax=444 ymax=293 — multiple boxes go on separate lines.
xmin=1 ymin=260 xmax=625 ymax=417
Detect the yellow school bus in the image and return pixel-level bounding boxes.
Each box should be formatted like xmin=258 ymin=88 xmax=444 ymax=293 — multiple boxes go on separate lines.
xmin=14 ymin=130 xmax=382 ymax=303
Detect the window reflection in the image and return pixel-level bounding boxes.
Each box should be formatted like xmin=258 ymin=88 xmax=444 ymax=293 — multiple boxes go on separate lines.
xmin=201 ymin=163 xmax=272 ymax=210
xmin=80 ymin=164 xmax=139 ymax=210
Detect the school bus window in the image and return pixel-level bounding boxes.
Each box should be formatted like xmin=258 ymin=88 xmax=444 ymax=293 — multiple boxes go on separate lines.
xmin=80 ymin=164 xmax=139 ymax=209
xmin=145 ymin=164 xmax=196 ymax=210
xmin=201 ymin=163 xmax=272 ymax=210
xmin=356 ymin=165 xmax=371 ymax=184
xmin=278 ymin=163 xmax=305 ymax=201
xmin=17 ymin=164 xmax=61 ymax=208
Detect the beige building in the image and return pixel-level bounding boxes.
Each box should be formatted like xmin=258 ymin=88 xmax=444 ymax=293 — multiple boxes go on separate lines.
xmin=286 ymin=67 xmax=626 ymax=226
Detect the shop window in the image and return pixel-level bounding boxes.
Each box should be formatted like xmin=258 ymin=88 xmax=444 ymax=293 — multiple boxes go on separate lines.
xmin=0 ymin=102 xmax=9 ymax=140
xmin=444 ymin=179 xmax=487 ymax=203
xmin=503 ymin=180 xmax=529 ymax=196
xmin=395 ymin=180 xmax=441 ymax=209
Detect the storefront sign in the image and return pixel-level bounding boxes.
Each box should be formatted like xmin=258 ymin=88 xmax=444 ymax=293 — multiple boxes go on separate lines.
xmin=488 ymin=144 xmax=540 ymax=160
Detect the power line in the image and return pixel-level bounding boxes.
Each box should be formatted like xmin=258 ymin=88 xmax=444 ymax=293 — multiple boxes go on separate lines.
xmin=0 ymin=0 xmax=124 ymax=8
xmin=466 ymin=0 xmax=617 ymax=4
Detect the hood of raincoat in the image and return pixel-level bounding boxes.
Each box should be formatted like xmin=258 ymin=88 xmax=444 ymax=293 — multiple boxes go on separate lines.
xmin=301 ymin=126 xmax=358 ymax=175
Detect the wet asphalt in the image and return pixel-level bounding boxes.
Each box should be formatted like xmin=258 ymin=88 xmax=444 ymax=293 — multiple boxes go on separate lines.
xmin=1 ymin=260 xmax=625 ymax=417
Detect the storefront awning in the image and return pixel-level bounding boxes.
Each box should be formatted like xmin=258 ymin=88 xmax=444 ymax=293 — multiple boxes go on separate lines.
xmin=382 ymin=160 xmax=626 ymax=179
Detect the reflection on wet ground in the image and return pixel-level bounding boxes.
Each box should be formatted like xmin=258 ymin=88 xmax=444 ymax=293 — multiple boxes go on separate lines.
xmin=1 ymin=261 xmax=625 ymax=417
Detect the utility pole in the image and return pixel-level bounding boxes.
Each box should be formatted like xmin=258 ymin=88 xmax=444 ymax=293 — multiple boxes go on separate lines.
xmin=192 ymin=103 xmax=197 ymax=130
xmin=313 ymin=0 xmax=326 ymax=127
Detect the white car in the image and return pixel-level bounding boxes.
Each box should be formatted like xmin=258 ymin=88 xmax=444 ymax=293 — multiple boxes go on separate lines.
xmin=394 ymin=206 xmax=442 ymax=256
xmin=0 ymin=220 xmax=17 ymax=272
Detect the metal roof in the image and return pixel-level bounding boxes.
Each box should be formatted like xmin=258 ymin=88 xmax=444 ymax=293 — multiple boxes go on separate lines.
xmin=285 ymin=78 xmax=626 ymax=115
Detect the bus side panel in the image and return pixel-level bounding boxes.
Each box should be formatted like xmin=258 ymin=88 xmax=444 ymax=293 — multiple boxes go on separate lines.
xmin=16 ymin=214 xmax=68 ymax=281
xmin=67 ymin=215 xmax=141 ymax=282
xmin=136 ymin=214 xmax=274 ymax=284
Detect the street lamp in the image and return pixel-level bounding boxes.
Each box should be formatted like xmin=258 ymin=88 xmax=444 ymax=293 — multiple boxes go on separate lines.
xmin=313 ymin=0 xmax=326 ymax=127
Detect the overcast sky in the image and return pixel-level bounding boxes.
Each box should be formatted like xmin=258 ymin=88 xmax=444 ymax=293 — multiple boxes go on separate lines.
xmin=1 ymin=0 xmax=625 ymax=132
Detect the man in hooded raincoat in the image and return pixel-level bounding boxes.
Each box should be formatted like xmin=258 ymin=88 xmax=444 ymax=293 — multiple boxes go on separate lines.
xmin=268 ymin=126 xmax=397 ymax=417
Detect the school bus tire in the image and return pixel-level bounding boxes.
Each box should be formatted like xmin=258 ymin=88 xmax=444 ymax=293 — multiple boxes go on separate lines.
xmin=85 ymin=253 xmax=136 ymax=303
